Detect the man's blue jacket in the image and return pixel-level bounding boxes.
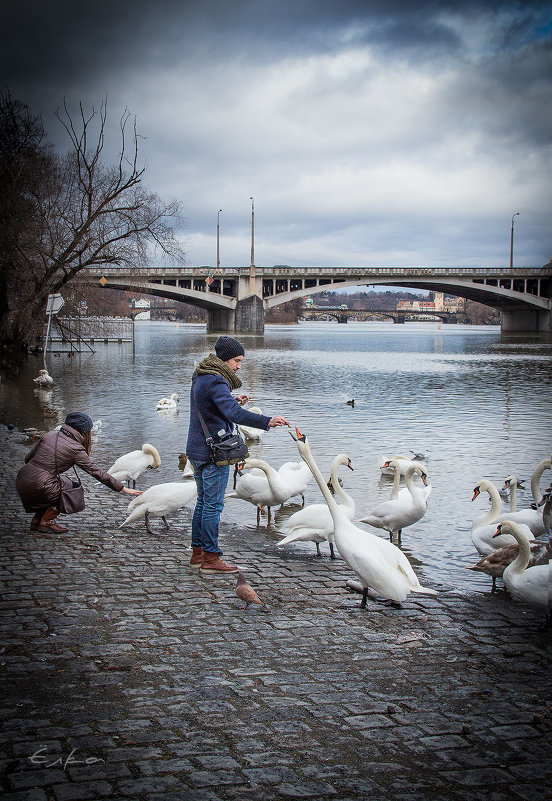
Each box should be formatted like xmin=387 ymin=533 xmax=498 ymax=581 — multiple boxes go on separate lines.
xmin=186 ymin=373 xmax=271 ymax=464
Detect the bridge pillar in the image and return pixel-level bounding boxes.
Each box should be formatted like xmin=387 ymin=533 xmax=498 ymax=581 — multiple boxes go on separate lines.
xmin=338 ymin=315 xmax=348 ymax=324
xmin=235 ymin=295 xmax=265 ymax=334
xmin=501 ymin=309 xmax=552 ymax=333
xmin=206 ymin=308 xmax=235 ymax=333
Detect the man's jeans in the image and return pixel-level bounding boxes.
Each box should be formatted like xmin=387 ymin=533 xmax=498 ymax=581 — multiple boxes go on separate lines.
xmin=189 ymin=460 xmax=230 ymax=554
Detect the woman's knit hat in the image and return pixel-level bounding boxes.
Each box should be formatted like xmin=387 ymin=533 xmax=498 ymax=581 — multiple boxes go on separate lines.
xmin=215 ymin=336 xmax=245 ymax=362
xmin=65 ymin=412 xmax=94 ymax=434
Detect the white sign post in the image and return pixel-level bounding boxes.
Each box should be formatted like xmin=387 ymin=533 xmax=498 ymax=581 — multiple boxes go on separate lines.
xmin=44 ymin=293 xmax=65 ymax=363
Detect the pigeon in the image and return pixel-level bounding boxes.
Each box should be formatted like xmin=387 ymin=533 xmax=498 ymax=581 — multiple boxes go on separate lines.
xmin=235 ymin=572 xmax=265 ymax=608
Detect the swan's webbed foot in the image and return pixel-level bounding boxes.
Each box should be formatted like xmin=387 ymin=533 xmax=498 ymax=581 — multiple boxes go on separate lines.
xmin=315 ymin=542 xmax=321 ymax=557
xmin=491 ymin=576 xmax=497 ymax=593
xmin=162 ymin=515 xmax=170 ymax=529
xmin=132 ymin=479 xmax=136 ymax=489
xmin=256 ymin=507 xmax=261 ymax=526
xmin=376 ymin=597 xmax=402 ymax=608
xmin=301 ymin=494 xmax=305 ymax=507
xmin=360 ymin=588 xmax=368 ymax=609
xmin=329 ymin=543 xmax=336 ymax=559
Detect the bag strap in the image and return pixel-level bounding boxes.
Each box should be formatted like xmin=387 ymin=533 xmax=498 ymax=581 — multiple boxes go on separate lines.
xmin=54 ymin=430 xmax=82 ymax=486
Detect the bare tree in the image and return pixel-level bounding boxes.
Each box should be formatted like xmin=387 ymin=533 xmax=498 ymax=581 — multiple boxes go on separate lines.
xmin=0 ymin=94 xmax=183 ymax=368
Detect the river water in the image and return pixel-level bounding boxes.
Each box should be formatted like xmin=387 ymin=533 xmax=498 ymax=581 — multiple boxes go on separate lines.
xmin=2 ymin=321 xmax=551 ymax=594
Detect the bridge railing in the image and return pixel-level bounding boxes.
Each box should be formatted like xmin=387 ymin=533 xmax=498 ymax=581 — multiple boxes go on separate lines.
xmin=83 ymin=263 xmax=552 ymax=278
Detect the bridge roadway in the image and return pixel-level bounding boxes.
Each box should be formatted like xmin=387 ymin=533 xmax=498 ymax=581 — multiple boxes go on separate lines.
xmin=81 ymin=262 xmax=552 ymax=334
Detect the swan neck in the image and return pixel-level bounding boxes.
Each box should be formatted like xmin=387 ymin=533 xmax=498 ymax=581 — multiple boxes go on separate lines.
xmin=249 ymin=460 xmax=282 ymax=493
xmin=331 ymin=460 xmax=353 ymax=506
xmin=530 ymin=459 xmax=551 ymax=503
xmin=510 ymin=531 xmax=531 ymax=573
xmin=509 ymin=482 xmax=517 ymax=512
xmin=390 ymin=463 xmax=401 ymax=500
xmin=300 ymin=446 xmax=339 ymax=517
xmin=479 ymin=482 xmax=502 ymax=526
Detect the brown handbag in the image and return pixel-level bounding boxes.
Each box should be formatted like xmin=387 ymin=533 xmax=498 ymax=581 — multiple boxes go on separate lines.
xmin=55 ymin=432 xmax=86 ymax=514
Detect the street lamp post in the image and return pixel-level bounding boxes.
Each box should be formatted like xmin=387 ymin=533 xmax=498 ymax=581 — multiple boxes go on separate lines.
xmin=217 ymin=209 xmax=222 ymax=271
xmin=510 ymin=212 xmax=519 ymax=269
xmin=249 ymin=196 xmax=255 ymax=294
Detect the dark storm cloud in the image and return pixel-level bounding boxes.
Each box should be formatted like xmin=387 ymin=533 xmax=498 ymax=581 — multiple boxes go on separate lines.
xmin=2 ymin=0 xmax=551 ymax=268
xmin=4 ymin=1 xmax=547 ymax=96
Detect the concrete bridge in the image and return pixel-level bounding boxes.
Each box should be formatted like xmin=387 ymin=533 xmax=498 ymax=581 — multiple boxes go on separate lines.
xmin=81 ymin=262 xmax=552 ymax=334
xmin=301 ymin=306 xmax=467 ymax=324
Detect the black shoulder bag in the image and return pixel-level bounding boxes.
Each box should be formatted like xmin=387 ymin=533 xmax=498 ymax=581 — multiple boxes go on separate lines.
xmin=55 ymin=431 xmax=86 ymax=514
xmin=195 ymin=407 xmax=249 ymax=467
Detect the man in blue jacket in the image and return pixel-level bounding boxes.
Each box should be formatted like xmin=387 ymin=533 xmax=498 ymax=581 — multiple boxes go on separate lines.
xmin=186 ymin=335 xmax=290 ymax=573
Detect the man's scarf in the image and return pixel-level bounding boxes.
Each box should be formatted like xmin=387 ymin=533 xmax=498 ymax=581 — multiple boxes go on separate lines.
xmin=195 ymin=354 xmax=242 ymax=390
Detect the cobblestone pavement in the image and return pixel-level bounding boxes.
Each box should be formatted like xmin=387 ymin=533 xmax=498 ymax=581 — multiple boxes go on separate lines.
xmin=1 ymin=427 xmax=551 ymax=801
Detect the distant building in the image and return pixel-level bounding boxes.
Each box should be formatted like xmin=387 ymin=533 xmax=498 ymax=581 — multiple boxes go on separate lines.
xmin=130 ymin=298 xmax=151 ymax=321
xmin=397 ymin=292 xmax=464 ymax=313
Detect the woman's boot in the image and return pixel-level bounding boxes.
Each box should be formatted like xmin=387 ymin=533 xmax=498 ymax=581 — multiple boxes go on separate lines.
xmin=30 ymin=510 xmax=44 ymax=531
xmin=38 ymin=506 xmax=69 ymax=533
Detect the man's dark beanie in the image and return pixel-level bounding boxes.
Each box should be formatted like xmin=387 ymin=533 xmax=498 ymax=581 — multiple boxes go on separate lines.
xmin=65 ymin=412 xmax=94 ymax=434
xmin=215 ymin=336 xmax=245 ymax=362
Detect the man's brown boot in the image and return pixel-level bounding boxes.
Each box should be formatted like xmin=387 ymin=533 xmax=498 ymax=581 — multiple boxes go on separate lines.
xmin=200 ymin=551 xmax=238 ymax=574
xmin=189 ymin=547 xmax=204 ymax=568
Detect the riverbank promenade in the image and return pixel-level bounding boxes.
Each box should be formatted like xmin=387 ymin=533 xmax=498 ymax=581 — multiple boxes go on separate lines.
xmin=1 ymin=426 xmax=550 ymax=801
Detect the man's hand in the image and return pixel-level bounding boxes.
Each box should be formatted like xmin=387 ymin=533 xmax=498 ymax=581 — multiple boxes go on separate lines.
xmin=268 ymin=415 xmax=291 ymax=428
xmin=235 ymin=394 xmax=250 ymax=406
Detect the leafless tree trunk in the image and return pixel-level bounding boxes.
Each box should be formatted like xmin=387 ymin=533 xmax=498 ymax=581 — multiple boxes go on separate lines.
xmin=0 ymin=95 xmax=184 ymax=368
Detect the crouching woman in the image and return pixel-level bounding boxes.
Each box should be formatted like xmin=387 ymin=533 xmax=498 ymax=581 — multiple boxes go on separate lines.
xmin=16 ymin=412 xmax=142 ymax=533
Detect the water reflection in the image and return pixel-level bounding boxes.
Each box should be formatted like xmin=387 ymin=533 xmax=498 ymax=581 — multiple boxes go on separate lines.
xmin=2 ymin=321 xmax=551 ymax=595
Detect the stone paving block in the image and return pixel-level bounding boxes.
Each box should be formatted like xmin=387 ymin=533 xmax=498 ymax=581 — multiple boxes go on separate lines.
xmin=6 ymin=768 xmax=68 ymax=789
xmin=276 ymin=780 xmax=339 ymax=797
xmin=51 ymin=781 xmax=114 ymax=800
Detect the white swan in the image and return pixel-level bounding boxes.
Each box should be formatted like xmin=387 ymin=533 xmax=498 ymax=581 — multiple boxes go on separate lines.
xmin=470 ymin=479 xmax=527 ymax=555
xmin=278 ymin=453 xmax=355 ymax=558
xmin=498 ymin=466 xmax=549 ymax=536
xmin=156 ymin=393 xmax=179 ymax=410
xmin=387 ymin=459 xmax=432 ymax=503
xmin=360 ymin=460 xmax=429 ymax=543
xmin=108 ymin=443 xmax=161 ymax=488
xmin=379 ymin=453 xmax=418 ymax=477
xmin=91 ymin=419 xmax=102 ymax=435
xmin=493 ymin=522 xmax=549 ymax=613
xmin=238 ymin=407 xmax=264 ymax=443
xmin=276 ymin=460 xmax=312 ymax=505
xmin=33 ymin=369 xmax=54 ymax=387
xmin=293 ymin=428 xmax=437 ymax=606
xmin=467 ymin=538 xmax=551 ymax=593
xmin=226 ymin=457 xmax=309 ymax=524
xmin=120 ymin=481 xmax=197 ymax=535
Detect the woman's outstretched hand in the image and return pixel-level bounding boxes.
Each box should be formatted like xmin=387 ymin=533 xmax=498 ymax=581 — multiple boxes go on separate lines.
xmin=268 ymin=415 xmax=291 ymax=428
xmin=122 ymin=487 xmax=143 ymax=496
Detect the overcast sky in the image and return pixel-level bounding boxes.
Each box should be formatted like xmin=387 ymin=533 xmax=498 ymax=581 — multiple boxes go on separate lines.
xmin=2 ymin=0 xmax=551 ymax=271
